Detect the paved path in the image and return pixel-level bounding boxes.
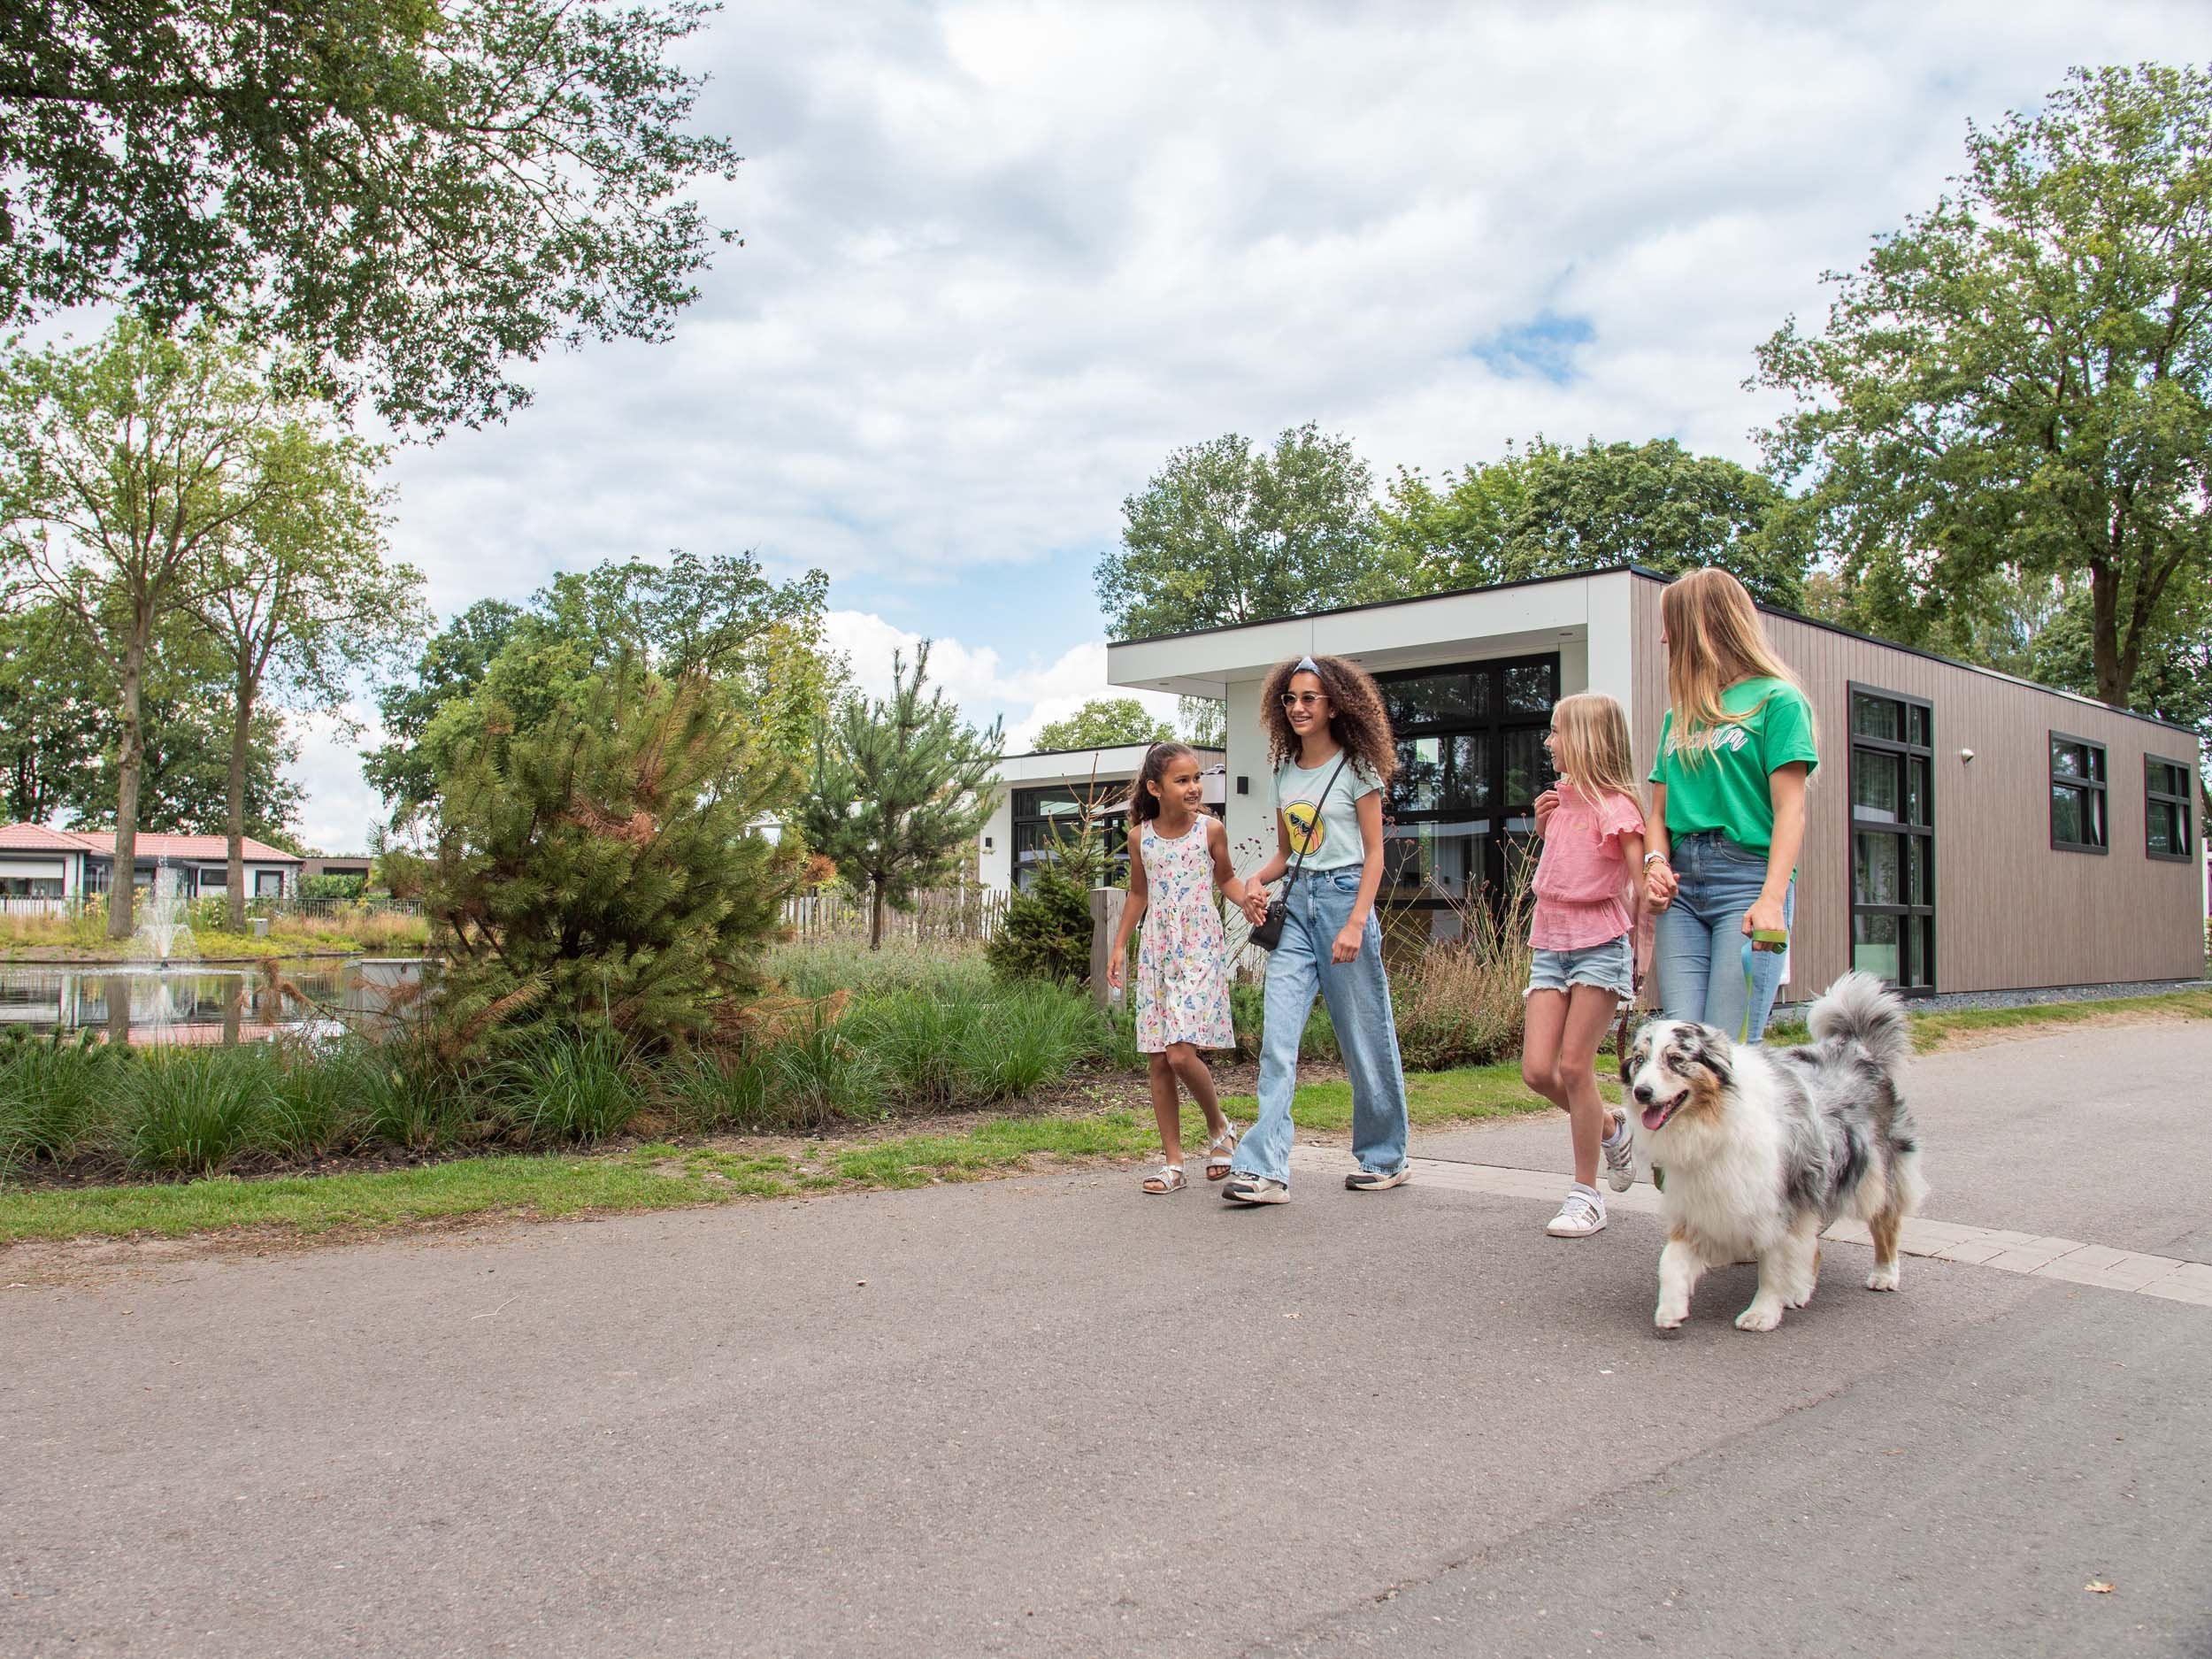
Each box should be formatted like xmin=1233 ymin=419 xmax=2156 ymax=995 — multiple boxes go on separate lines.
xmin=5 ymin=1026 xmax=2210 ymax=1657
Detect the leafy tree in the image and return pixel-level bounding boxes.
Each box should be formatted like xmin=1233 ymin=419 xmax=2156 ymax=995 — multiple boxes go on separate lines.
xmin=1178 ymin=695 xmax=1226 ymax=749
xmin=190 ymin=421 xmax=425 ymax=928
xmin=365 ymin=598 xmax=525 ymax=817
xmin=424 ymin=659 xmax=798 ymax=1050
xmin=1 ymin=0 xmax=742 ymax=434
xmin=1367 ymin=438 xmax=1809 ymax=606
xmin=366 ymin=553 xmax=831 ymax=825
xmin=798 ymin=644 xmax=1002 ymax=949
xmin=1756 ymin=64 xmax=2212 ymax=708
xmin=0 ymin=603 xmax=102 ymax=821
xmin=1096 ymin=423 xmax=1377 ymax=639
xmin=0 ymin=321 xmax=303 ymax=935
xmin=1030 ymin=696 xmax=1172 ymax=751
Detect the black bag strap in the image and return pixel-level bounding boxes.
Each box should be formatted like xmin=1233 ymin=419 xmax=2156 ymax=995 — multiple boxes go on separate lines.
xmin=1277 ymin=750 xmax=1353 ymax=881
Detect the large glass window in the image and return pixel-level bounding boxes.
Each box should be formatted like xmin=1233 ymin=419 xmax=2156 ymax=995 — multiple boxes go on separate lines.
xmin=1010 ymin=784 xmax=1133 ymax=892
xmin=1378 ymin=655 xmax=1558 ymax=926
xmin=1850 ymin=685 xmax=1934 ymax=992
xmin=2049 ymin=733 xmax=2108 ymax=853
xmin=2147 ymin=757 xmax=2194 ymax=862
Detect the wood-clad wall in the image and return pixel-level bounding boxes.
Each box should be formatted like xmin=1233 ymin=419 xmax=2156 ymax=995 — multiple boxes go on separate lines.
xmin=1628 ymin=573 xmax=2204 ymax=997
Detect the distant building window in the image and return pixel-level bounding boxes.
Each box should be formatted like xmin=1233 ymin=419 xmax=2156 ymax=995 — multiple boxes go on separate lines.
xmin=2147 ymin=757 xmax=2194 ymax=862
xmin=0 ymin=877 xmax=63 ymax=898
xmin=2049 ymin=733 xmax=2108 ymax=853
xmin=254 ymin=870 xmax=285 ymax=896
xmin=1010 ymin=786 xmax=1131 ymax=892
xmin=1850 ymin=685 xmax=1935 ymax=991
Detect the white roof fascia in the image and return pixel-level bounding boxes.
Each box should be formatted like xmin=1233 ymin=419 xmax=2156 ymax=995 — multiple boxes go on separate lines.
xmin=1106 ymin=571 xmax=1624 ymax=690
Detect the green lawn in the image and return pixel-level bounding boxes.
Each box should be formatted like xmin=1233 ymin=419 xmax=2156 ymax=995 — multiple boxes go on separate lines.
xmin=0 ymin=1061 xmax=1565 ymax=1244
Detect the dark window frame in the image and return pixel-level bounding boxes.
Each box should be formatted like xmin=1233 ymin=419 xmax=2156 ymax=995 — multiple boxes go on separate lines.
xmin=1373 ymin=653 xmax=1559 ymax=911
xmin=1847 ymin=682 xmax=1936 ymax=996
xmin=1010 ymin=782 xmax=1137 ymax=893
xmin=2048 ymin=730 xmax=2109 ymax=855
xmin=2145 ymin=755 xmax=2195 ymax=864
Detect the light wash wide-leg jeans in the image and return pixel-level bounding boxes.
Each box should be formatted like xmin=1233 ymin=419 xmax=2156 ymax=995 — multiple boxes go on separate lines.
xmin=1233 ymin=868 xmax=1410 ymax=1187
xmin=1653 ymin=831 xmax=1797 ymax=1045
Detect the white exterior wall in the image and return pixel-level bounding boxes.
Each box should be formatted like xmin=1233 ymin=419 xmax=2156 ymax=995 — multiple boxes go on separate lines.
xmin=1110 ymin=570 xmax=1640 ymax=872
xmin=977 ymin=792 xmax=1014 ymax=889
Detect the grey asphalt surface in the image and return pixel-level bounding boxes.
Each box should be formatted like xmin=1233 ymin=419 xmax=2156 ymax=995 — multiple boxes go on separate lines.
xmin=5 ymin=1027 xmax=2210 ymax=1658
xmin=1422 ymin=1024 xmax=2212 ymax=1260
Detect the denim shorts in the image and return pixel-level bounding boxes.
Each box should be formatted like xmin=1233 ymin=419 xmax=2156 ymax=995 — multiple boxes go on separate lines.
xmin=1525 ymin=933 xmax=1634 ymax=1001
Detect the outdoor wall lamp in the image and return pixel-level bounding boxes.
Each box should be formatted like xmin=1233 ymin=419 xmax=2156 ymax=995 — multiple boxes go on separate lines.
xmin=1959 ymin=749 xmax=1976 ymax=763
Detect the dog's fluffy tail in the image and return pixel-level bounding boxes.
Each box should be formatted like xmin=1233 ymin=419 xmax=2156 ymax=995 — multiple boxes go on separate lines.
xmin=1809 ymin=970 xmax=1912 ymax=1071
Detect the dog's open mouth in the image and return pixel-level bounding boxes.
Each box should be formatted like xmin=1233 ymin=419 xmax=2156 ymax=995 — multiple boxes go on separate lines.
xmin=1640 ymin=1092 xmax=1688 ymax=1132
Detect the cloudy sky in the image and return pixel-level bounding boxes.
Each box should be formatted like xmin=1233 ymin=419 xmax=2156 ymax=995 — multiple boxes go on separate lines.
xmin=291 ymin=0 xmax=2211 ymax=851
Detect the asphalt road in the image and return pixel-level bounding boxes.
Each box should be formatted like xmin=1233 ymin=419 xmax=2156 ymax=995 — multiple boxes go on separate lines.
xmin=5 ymin=1026 xmax=2209 ymax=1658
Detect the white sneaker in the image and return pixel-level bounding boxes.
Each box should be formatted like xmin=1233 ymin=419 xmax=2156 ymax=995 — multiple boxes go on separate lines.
xmin=1546 ymin=1186 xmax=1607 ymax=1237
xmin=1601 ymin=1112 xmax=1635 ymax=1193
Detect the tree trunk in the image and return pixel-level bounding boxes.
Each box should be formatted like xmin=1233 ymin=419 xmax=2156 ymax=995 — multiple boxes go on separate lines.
xmin=226 ymin=664 xmax=255 ymax=933
xmin=869 ymin=880 xmax=887 ymax=950
xmin=2088 ymin=561 xmax=2127 ymax=707
xmin=107 ymin=622 xmax=150 ymax=941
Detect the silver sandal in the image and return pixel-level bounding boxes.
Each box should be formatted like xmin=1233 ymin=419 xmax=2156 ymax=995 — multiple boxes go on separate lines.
xmin=1203 ymin=1125 xmax=1240 ymax=1181
xmin=1142 ymin=1164 xmax=1187 ymax=1194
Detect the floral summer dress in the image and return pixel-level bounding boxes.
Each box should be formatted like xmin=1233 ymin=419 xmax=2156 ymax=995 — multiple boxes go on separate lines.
xmin=1134 ymin=818 xmax=1236 ymax=1054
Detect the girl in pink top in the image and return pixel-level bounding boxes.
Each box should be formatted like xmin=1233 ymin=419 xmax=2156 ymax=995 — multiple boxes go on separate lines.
xmin=1524 ymin=693 xmax=1648 ymax=1238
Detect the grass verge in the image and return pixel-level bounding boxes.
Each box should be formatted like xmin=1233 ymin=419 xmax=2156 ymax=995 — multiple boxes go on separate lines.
xmin=1763 ymin=987 xmax=2212 ymax=1052
xmin=0 ymin=1062 xmax=1563 ymax=1243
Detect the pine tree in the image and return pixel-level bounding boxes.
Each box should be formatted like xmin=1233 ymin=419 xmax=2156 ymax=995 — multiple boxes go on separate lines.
xmin=799 ymin=643 xmax=1002 ymax=949
xmin=986 ymin=810 xmax=1108 ymax=986
xmin=423 ymin=658 xmax=798 ymax=1051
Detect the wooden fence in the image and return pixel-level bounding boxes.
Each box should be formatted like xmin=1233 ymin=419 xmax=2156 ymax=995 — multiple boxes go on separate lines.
xmin=780 ymin=886 xmax=1009 ymax=943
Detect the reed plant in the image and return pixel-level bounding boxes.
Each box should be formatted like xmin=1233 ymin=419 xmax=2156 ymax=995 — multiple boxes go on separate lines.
xmin=765 ymin=937 xmax=995 ymax=1003
xmin=128 ymin=1047 xmax=280 ymax=1176
xmin=488 ymin=1026 xmax=645 ymax=1146
xmin=0 ymin=1031 xmax=121 ymax=1167
xmin=656 ymin=1051 xmax=777 ymax=1134
xmin=764 ymin=1007 xmax=886 ymax=1128
xmin=954 ymin=981 xmax=1102 ymax=1102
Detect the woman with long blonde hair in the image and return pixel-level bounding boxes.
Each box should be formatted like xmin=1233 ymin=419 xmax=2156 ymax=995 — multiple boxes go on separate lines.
xmin=1643 ymin=568 xmax=1818 ymax=1044
xmin=1524 ymin=693 xmax=1647 ymax=1236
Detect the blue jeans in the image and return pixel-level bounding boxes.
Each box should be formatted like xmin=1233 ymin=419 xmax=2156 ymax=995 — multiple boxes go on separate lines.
xmin=1233 ymin=868 xmax=1410 ymax=1187
xmin=1653 ymin=832 xmax=1796 ymax=1044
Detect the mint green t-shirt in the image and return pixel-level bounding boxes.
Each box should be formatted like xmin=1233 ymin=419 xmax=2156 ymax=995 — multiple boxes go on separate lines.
xmin=1647 ymin=677 xmax=1818 ymax=853
xmin=1271 ymin=752 xmax=1383 ymax=873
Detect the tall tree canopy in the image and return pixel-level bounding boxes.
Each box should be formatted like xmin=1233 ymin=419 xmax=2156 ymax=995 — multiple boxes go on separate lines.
xmin=0 ymin=0 xmax=742 ymax=433
xmin=1367 ymin=438 xmax=1809 ymax=607
xmin=0 ymin=320 xmax=319 ymax=934
xmin=1096 ymin=423 xmax=1375 ymax=640
xmin=366 ymin=552 xmax=832 ymax=826
xmin=1029 ymin=697 xmax=1172 ymax=752
xmin=1756 ymin=63 xmax=2212 ymax=708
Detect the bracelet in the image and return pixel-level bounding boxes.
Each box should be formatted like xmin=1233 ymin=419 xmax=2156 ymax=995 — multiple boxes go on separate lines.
xmin=1643 ymin=850 xmax=1670 ymax=867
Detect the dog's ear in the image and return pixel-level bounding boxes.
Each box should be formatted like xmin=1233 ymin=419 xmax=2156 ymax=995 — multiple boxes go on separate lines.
xmin=1687 ymin=1025 xmax=1733 ymax=1086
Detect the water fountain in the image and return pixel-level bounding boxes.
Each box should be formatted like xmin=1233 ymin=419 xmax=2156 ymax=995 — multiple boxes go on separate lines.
xmin=129 ymin=864 xmax=197 ymax=962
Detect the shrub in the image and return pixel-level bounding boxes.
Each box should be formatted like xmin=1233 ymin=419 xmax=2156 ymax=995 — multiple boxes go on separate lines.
xmin=361 ymin=1039 xmax=472 ymax=1151
xmin=987 ymin=814 xmax=1108 ymax=987
xmin=489 ymin=1027 xmax=645 ymax=1146
xmin=1225 ymin=979 xmax=1337 ymax=1064
xmin=0 ymin=1033 xmax=122 ymax=1167
xmin=129 ymin=1047 xmax=279 ymax=1176
xmin=1389 ymin=888 xmax=1535 ymax=1071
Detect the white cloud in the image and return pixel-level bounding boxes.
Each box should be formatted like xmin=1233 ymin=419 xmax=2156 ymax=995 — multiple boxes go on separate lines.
xmin=823 ymin=610 xmax=1180 ymax=751
xmin=275 ymin=0 xmax=2210 ymax=834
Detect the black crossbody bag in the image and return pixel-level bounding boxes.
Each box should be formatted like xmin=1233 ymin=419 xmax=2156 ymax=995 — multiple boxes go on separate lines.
xmin=1248 ymin=752 xmax=1351 ymax=951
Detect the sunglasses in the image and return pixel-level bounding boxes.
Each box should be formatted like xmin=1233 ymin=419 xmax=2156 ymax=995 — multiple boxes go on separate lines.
xmin=1280 ymin=690 xmax=1327 ymax=709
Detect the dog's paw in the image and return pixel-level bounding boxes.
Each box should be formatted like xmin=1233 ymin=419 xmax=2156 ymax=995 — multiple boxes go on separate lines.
xmin=1734 ymin=1301 xmax=1783 ymax=1332
xmin=1865 ymin=1265 xmax=1901 ymax=1293
xmin=1654 ymin=1302 xmax=1688 ymax=1333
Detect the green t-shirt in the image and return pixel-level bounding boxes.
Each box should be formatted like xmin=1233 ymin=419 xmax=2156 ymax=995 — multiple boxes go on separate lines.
xmin=1647 ymin=677 xmax=1818 ymax=852
xmin=1272 ymin=751 xmax=1383 ymax=873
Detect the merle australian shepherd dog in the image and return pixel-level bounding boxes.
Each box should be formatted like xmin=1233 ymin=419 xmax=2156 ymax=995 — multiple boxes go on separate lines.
xmin=1620 ymin=972 xmax=1925 ymax=1334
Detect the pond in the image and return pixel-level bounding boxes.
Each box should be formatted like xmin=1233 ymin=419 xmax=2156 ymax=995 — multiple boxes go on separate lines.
xmin=0 ymin=958 xmax=427 ymax=1046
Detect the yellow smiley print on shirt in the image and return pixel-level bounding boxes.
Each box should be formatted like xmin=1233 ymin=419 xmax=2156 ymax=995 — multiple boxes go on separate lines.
xmin=1284 ymin=799 xmax=1324 ymax=856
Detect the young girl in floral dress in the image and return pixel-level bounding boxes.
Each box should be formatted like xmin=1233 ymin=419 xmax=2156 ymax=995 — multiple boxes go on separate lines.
xmin=1107 ymin=742 xmax=1246 ymax=1194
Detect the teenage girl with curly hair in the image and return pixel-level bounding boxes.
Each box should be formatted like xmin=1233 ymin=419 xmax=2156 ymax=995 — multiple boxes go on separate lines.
xmin=1223 ymin=653 xmax=1412 ymax=1205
